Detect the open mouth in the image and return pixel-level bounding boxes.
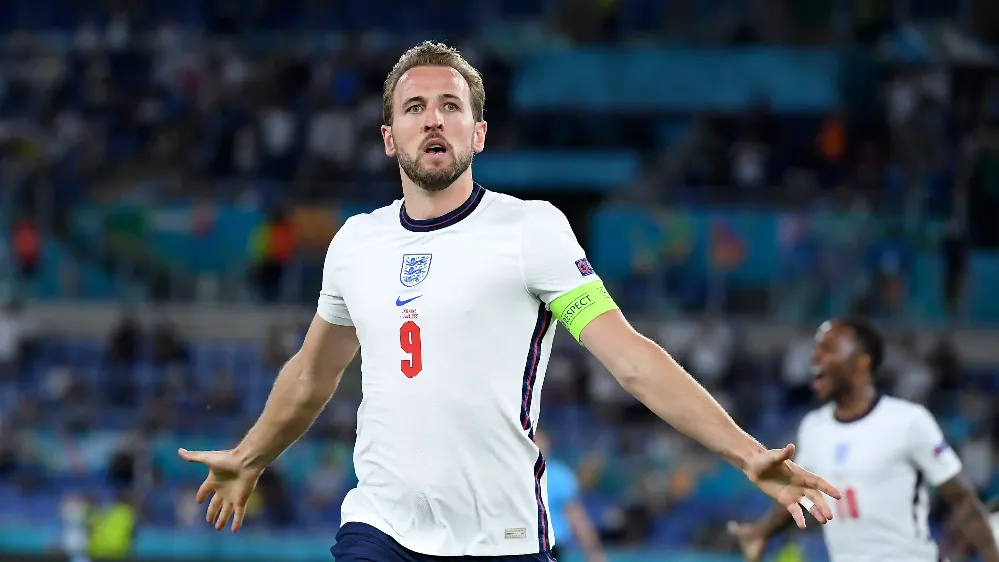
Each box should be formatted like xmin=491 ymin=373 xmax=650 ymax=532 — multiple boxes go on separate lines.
xmin=811 ymin=365 xmax=826 ymax=391
xmin=423 ymin=142 xmax=448 ymax=155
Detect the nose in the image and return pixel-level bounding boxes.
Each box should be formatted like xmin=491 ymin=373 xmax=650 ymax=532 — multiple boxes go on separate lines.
xmin=422 ymin=106 xmax=444 ymax=132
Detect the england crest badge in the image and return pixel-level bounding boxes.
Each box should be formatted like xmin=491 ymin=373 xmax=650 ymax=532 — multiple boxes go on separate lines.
xmin=400 ymin=254 xmax=433 ymax=287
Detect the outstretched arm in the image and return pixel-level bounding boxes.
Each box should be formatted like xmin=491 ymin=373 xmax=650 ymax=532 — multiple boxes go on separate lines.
xmin=235 ymin=226 xmax=361 ymax=471
xmin=582 ymin=311 xmax=761 ymax=468
xmin=578 ymin=310 xmax=837 ymax=526
xmin=234 ymin=316 xmax=359 ymax=470
xmin=518 ymin=202 xmax=837 ymax=526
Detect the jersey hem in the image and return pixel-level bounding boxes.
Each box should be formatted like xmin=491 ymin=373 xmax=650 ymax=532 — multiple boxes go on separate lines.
xmin=338 ymin=516 xmax=548 ymax=557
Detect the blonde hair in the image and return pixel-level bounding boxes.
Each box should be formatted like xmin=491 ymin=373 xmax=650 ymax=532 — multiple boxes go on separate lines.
xmin=382 ymin=41 xmax=485 ymax=126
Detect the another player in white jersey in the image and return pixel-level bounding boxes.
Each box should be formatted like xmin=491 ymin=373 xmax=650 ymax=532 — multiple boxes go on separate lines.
xmin=177 ymin=41 xmax=844 ymax=561
xmin=729 ymin=319 xmax=999 ymax=562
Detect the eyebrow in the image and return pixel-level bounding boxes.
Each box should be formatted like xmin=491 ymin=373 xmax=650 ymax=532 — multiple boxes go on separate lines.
xmin=402 ymin=93 xmax=463 ymax=106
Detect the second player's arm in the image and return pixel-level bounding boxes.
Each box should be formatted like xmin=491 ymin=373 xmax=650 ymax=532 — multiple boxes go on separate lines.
xmin=938 ymin=474 xmax=999 ymax=562
xmin=566 ymin=500 xmax=606 ymax=559
xmin=579 ymin=309 xmax=765 ymax=471
xmin=233 ymin=316 xmax=359 ymax=471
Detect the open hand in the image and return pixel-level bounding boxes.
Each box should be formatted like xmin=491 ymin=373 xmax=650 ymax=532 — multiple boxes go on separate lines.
xmin=178 ymin=448 xmax=262 ymax=532
xmin=744 ymin=444 xmax=841 ymax=528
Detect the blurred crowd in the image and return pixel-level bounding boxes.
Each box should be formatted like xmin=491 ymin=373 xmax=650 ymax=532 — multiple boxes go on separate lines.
xmin=1 ymin=0 xmax=999 ymax=560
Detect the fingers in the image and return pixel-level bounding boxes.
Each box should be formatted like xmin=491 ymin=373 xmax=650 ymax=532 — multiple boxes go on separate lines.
xmin=196 ymin=479 xmax=213 ymax=504
xmin=179 ymin=448 xmax=208 ymax=464
xmin=764 ymin=444 xmax=795 ymax=469
xmin=785 ymin=501 xmax=806 ymax=529
xmin=803 ymin=487 xmax=833 ymax=523
xmin=206 ymin=493 xmax=223 ymax=525
xmin=789 ymin=464 xmax=842 ymax=500
xmin=215 ymin=502 xmax=234 ymax=531
xmin=232 ymin=503 xmax=245 ymax=533
xmin=778 ymin=443 xmax=795 ymax=460
xmin=746 ymin=445 xmax=797 ymax=479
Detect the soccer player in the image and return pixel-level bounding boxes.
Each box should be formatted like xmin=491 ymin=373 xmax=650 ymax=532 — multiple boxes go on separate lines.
xmin=534 ymin=429 xmax=606 ymax=562
xmin=177 ymin=41 xmax=842 ymax=561
xmin=728 ymin=319 xmax=999 ymax=562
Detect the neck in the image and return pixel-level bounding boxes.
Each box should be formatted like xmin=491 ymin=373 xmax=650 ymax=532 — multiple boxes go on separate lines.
xmin=834 ymin=383 xmax=877 ymax=422
xmin=401 ymin=171 xmax=475 ymax=221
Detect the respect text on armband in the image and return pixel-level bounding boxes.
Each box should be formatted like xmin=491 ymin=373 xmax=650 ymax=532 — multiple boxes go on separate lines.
xmin=560 ymin=285 xmax=611 ymax=326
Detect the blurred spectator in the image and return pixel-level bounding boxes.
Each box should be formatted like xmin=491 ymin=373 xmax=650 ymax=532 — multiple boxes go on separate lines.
xmin=250 ymin=210 xmax=295 ymax=302
xmin=887 ymin=335 xmax=935 ymax=405
xmin=585 ymin=354 xmax=641 ymax=425
xmin=58 ymin=494 xmax=90 ymax=562
xmin=817 ymin=108 xmax=847 ymax=185
xmin=0 ymin=300 xmax=33 ymax=379
xmin=940 ymin=206 xmax=969 ymax=319
xmin=781 ymin=326 xmax=817 ymax=409
xmin=263 ymin=323 xmax=300 ymax=369
xmin=962 ymin=426 xmax=994 ymax=494
xmin=107 ymin=311 xmax=141 ymax=368
xmin=205 ymin=369 xmax=240 ymax=416
xmin=866 ymin=223 xmax=912 ymax=318
xmin=687 ymin=317 xmax=734 ymax=389
xmin=964 ymin=118 xmax=999 ymax=248
xmin=106 ymin=311 xmax=141 ymax=406
xmin=306 ymin=452 xmax=349 ymax=512
xmin=297 ymin=89 xmax=357 ymax=196
xmin=730 ymin=127 xmax=769 ymax=190
xmin=87 ymin=490 xmax=138 ymax=560
xmin=11 ymin=215 xmax=40 ymax=292
xmin=0 ymin=427 xmax=43 ymax=491
xmin=927 ymin=332 xmax=964 ymax=408
xmin=106 ymin=431 xmax=151 ymax=493
xmin=151 ymin=322 xmax=188 ymax=367
xmin=541 ymin=351 xmax=579 ymax=405
xmin=42 ymin=365 xmax=91 ymax=432
xmin=175 ymin=485 xmax=202 ymax=529
xmin=636 ymin=428 xmax=707 ymax=514
xmin=255 ymin=468 xmax=294 ymax=528
xmin=707 ymin=220 xmax=744 ymax=312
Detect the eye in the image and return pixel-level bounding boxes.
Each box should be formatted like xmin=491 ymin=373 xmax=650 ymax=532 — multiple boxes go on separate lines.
xmin=406 ymin=105 xmax=423 ymax=114
xmin=444 ymin=102 xmax=459 ymax=111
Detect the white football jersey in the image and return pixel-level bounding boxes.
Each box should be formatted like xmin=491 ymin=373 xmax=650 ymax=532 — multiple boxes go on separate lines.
xmin=316 ymin=184 xmax=601 ymax=556
xmin=796 ymin=395 xmax=963 ymax=562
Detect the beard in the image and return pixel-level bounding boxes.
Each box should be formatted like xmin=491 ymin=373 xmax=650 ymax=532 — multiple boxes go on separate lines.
xmin=396 ymin=136 xmax=474 ymax=193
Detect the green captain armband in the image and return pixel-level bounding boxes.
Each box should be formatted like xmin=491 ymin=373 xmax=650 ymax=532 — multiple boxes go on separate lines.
xmin=548 ymin=280 xmax=619 ymax=343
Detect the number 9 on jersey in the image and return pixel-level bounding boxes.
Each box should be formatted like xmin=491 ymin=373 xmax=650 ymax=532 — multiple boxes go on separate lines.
xmin=400 ymin=321 xmax=422 ymax=378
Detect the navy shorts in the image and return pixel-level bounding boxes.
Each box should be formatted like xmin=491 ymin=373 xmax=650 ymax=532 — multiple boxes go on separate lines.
xmin=331 ymin=523 xmax=555 ymax=562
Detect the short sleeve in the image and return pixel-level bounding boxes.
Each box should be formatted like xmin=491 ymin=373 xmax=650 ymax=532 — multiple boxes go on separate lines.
xmin=521 ymin=202 xmax=619 ymax=342
xmin=906 ymin=406 xmax=962 ymax=486
xmin=521 ymin=202 xmax=599 ymax=304
xmin=316 ymin=228 xmax=354 ymax=327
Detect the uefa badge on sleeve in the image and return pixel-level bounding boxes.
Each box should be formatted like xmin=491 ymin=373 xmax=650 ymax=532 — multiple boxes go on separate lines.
xmin=575 ymin=258 xmax=594 ymax=277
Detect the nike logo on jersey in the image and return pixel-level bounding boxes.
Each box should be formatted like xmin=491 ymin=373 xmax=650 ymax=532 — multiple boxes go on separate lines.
xmin=396 ymin=295 xmax=422 ymax=306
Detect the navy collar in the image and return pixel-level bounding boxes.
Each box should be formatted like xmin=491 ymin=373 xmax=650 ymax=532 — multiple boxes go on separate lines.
xmin=399 ymin=183 xmax=486 ymax=233
xmin=834 ymin=392 xmax=882 ymax=424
